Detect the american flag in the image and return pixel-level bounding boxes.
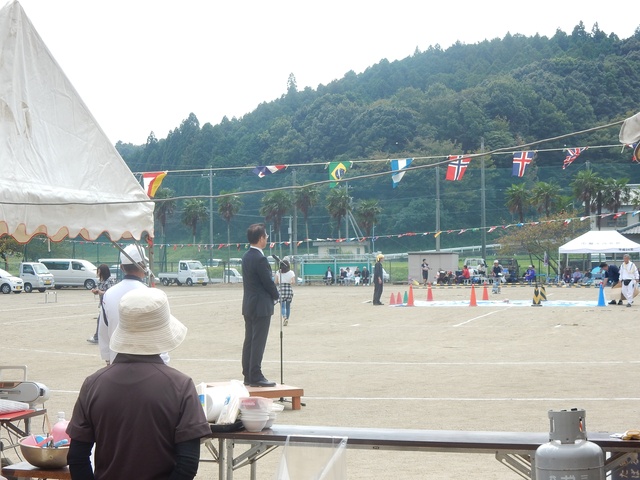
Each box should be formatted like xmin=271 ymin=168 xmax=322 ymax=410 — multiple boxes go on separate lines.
xmin=445 ymin=155 xmax=471 ymax=181
xmin=562 ymin=147 xmax=588 ymax=169
xmin=512 ymin=151 xmax=535 ymax=177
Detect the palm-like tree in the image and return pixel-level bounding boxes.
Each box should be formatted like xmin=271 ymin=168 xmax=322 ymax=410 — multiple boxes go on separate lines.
xmin=326 ymin=186 xmax=350 ymax=238
xmin=260 ymin=191 xmax=290 ymax=256
xmin=571 ymin=169 xmax=601 ymax=217
xmin=217 ymin=191 xmax=242 ymax=264
xmin=294 ymin=185 xmax=319 ymax=255
xmin=531 ymin=182 xmax=560 ymax=217
xmin=354 ymin=199 xmax=381 ymax=238
xmin=153 ymin=188 xmax=176 ymax=271
xmin=505 ymin=183 xmax=529 ymax=223
xmin=603 ymin=178 xmax=630 ymax=215
xmin=181 ymin=199 xmax=209 ymax=245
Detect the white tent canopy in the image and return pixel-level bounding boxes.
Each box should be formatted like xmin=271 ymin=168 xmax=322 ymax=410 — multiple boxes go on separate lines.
xmin=0 ymin=1 xmax=154 ymax=243
xmin=558 ymin=230 xmax=640 ymax=254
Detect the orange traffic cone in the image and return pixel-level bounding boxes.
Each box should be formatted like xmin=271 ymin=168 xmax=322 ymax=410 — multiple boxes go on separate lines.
xmin=469 ymin=284 xmax=478 ymax=307
xmin=408 ymin=285 xmax=415 ymax=306
xmin=482 ymin=283 xmax=489 ymax=300
xmin=389 ymin=292 xmax=396 ymax=305
xmin=398 ymin=292 xmax=403 ymax=305
xmin=427 ymin=283 xmax=434 ymax=301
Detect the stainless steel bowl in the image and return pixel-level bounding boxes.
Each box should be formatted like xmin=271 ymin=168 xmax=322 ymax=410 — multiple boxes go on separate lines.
xmin=19 ymin=437 xmax=69 ymax=469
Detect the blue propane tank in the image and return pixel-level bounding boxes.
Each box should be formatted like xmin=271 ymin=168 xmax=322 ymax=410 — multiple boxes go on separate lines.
xmin=535 ymin=408 xmax=604 ymax=480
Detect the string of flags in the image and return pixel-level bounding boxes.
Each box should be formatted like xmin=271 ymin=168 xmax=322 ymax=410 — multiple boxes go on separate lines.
xmin=137 ymin=144 xmax=638 ymax=195
xmin=65 ymin=210 xmax=640 ymax=251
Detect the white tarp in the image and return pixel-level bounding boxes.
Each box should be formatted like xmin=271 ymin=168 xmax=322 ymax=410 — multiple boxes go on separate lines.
xmin=0 ymin=1 xmax=154 ymax=243
xmin=558 ymin=230 xmax=640 ymax=254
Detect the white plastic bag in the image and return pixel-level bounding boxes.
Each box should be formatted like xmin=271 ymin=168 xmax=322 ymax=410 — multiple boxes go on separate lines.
xmin=274 ymin=436 xmax=347 ymax=480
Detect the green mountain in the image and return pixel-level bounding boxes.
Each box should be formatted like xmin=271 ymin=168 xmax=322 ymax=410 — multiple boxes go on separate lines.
xmin=116 ymin=22 xmax=640 ymax=252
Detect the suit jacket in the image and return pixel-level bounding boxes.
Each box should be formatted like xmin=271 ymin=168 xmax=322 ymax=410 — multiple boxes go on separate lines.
xmin=241 ymin=247 xmax=279 ymax=317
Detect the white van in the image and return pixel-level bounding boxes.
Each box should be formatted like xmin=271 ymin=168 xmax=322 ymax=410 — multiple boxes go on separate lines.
xmin=38 ymin=258 xmax=97 ymax=289
xmin=19 ymin=262 xmax=55 ymax=292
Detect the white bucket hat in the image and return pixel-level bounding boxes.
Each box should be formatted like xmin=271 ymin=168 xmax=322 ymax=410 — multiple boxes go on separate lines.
xmin=110 ymin=288 xmax=187 ymax=355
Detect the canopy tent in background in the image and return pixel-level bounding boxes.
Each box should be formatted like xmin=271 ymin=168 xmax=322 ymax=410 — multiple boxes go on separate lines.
xmin=0 ymin=1 xmax=153 ymax=243
xmin=558 ymin=230 xmax=640 ymax=254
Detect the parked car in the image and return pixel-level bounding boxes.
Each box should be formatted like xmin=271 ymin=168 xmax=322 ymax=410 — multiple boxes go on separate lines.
xmin=0 ymin=268 xmax=24 ymax=294
xmin=39 ymin=258 xmax=97 ymax=289
xmin=19 ymin=262 xmax=55 ymax=292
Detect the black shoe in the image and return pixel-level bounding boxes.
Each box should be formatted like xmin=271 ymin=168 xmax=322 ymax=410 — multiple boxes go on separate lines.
xmin=250 ymin=379 xmax=276 ymax=387
xmin=618 ymin=300 xmax=624 ymax=305
xmin=609 ymin=300 xmax=617 ymax=305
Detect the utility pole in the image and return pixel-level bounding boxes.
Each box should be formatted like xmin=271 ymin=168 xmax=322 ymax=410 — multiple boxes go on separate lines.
xmin=292 ymin=170 xmax=298 ymax=256
xmin=202 ymin=168 xmax=214 ymax=266
xmin=435 ymin=165 xmax=440 ymax=251
xmin=480 ymin=138 xmax=487 ymax=261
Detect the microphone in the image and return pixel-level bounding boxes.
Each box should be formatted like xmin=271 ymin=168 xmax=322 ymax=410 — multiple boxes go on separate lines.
xmin=271 ymin=254 xmax=283 ymax=267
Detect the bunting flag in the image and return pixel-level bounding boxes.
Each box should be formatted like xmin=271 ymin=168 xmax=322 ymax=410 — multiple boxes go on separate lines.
xmin=252 ymin=165 xmax=287 ymax=178
xmin=562 ymin=147 xmax=588 ymax=169
xmin=329 ymin=161 xmax=353 ymax=188
xmin=445 ymin=155 xmax=471 ymax=181
xmin=512 ymin=151 xmax=535 ymax=177
xmin=390 ymin=158 xmax=413 ymax=188
xmin=142 ymin=171 xmax=168 ymax=197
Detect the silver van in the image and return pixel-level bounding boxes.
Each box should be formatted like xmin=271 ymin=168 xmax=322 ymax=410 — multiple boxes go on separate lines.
xmin=38 ymin=258 xmax=97 ymax=289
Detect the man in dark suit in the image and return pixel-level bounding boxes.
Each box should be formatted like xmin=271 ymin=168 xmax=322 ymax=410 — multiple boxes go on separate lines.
xmin=241 ymin=224 xmax=280 ymax=387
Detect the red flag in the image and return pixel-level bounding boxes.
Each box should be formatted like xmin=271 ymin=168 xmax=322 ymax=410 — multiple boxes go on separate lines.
xmin=445 ymin=155 xmax=471 ymax=181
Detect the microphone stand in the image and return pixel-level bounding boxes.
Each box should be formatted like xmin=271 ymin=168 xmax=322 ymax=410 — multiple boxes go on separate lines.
xmin=272 ymin=254 xmax=306 ymax=408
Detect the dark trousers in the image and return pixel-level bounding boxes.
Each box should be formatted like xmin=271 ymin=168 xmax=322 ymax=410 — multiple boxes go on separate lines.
xmin=373 ymin=280 xmax=383 ymax=305
xmin=242 ymin=314 xmax=271 ymax=383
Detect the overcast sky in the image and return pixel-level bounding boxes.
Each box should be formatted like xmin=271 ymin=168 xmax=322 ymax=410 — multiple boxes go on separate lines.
xmin=14 ymin=0 xmax=640 ymax=145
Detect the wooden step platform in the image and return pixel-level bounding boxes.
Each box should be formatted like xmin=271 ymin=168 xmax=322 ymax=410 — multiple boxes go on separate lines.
xmin=207 ymin=382 xmax=304 ymax=410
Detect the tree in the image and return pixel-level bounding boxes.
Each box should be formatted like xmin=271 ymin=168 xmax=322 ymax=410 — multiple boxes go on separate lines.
xmin=495 ymin=211 xmax=587 ymax=276
xmin=153 ymin=187 xmax=176 ymax=271
xmin=326 ymin=187 xmax=351 ymax=238
xmin=181 ymin=199 xmax=208 ymax=244
xmin=505 ymin=183 xmax=529 ymax=223
xmin=531 ymin=182 xmax=561 ymax=217
xmin=571 ymin=169 xmax=601 ymax=217
xmin=354 ymin=199 xmax=381 ymax=237
xmin=217 ymin=191 xmax=242 ymax=263
xmin=0 ymin=236 xmax=21 ymax=269
xmin=294 ymin=186 xmax=320 ymax=255
xmin=260 ymin=191 xmax=290 ymax=256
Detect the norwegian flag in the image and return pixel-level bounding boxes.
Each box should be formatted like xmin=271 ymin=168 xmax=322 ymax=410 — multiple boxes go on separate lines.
xmin=512 ymin=151 xmax=535 ymax=177
xmin=562 ymin=147 xmax=588 ymax=169
xmin=252 ymin=165 xmax=287 ymax=178
xmin=445 ymin=155 xmax=471 ymax=181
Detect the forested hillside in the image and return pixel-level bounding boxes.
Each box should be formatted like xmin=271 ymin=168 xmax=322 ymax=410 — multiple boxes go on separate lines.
xmin=116 ymin=22 xmax=640 ymax=253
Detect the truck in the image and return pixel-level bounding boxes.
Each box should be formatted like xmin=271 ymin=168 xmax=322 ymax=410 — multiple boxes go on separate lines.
xmin=158 ymin=260 xmax=209 ymax=286
xmin=19 ymin=262 xmax=55 ymax=292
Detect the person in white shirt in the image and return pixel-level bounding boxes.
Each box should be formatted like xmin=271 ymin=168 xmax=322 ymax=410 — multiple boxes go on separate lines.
xmin=619 ymin=254 xmax=639 ymax=307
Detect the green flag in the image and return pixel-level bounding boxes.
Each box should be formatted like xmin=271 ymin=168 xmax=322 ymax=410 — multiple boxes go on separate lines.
xmin=329 ymin=161 xmax=352 ymax=188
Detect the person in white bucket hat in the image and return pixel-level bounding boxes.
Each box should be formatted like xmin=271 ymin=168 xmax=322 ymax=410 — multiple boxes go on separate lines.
xmin=67 ymin=288 xmax=211 ymax=480
xmin=99 ymin=244 xmax=171 ymax=365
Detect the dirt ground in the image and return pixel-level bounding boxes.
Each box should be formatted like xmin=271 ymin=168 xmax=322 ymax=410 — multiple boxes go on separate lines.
xmin=1 ymin=281 xmax=639 ymax=479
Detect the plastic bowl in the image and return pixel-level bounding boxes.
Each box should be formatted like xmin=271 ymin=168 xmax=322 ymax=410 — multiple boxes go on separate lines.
xmin=241 ymin=417 xmax=267 ymax=432
xmin=19 ymin=437 xmax=69 ymax=469
xmin=264 ymin=412 xmax=277 ymax=429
